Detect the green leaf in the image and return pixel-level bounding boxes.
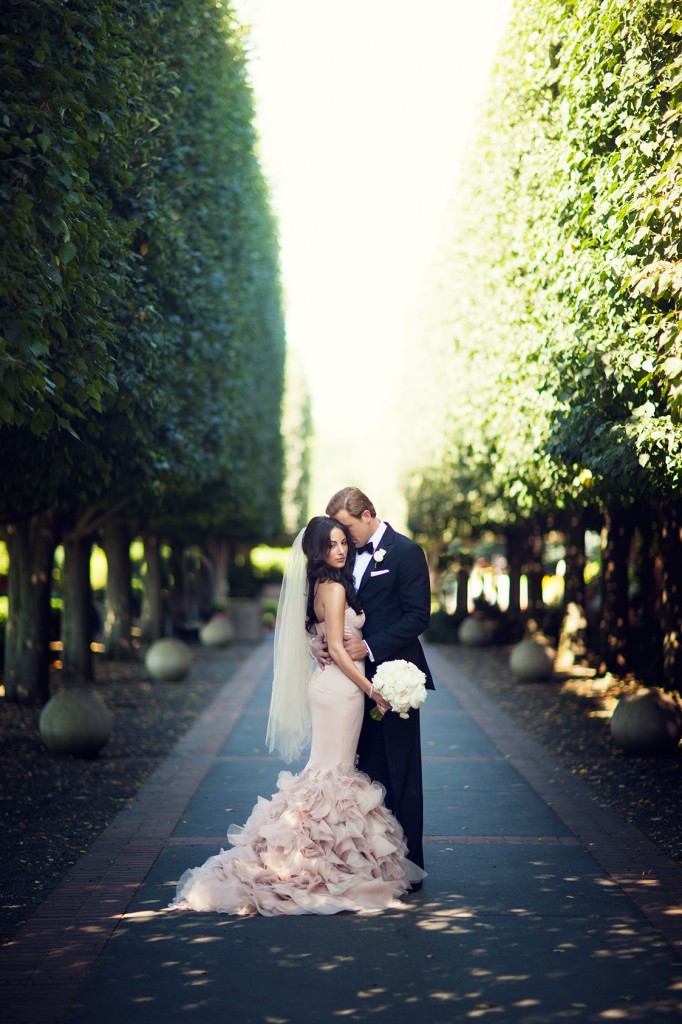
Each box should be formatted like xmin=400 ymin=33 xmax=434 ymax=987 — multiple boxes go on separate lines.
xmin=58 ymin=242 xmax=77 ymax=265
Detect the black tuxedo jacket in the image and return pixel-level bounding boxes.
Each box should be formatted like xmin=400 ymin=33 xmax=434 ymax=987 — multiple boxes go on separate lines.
xmin=357 ymin=523 xmax=434 ymax=689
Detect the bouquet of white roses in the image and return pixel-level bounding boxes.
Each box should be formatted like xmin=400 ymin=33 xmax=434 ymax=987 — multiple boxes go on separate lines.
xmin=370 ymin=659 xmax=428 ymax=720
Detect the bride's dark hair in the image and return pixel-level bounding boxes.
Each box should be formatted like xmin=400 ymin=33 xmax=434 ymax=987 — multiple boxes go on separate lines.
xmin=302 ymin=515 xmax=362 ymax=631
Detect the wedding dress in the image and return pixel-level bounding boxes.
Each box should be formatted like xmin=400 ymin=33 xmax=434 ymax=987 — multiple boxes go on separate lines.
xmin=169 ymin=609 xmax=424 ymax=916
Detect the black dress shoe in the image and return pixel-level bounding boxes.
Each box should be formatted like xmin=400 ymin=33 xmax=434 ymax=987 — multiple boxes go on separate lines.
xmin=408 ymin=881 xmax=423 ymax=893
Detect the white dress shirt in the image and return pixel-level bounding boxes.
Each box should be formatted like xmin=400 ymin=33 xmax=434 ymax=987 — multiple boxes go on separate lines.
xmin=352 ymin=520 xmax=387 ymax=588
xmin=353 ymin=521 xmax=387 ymax=663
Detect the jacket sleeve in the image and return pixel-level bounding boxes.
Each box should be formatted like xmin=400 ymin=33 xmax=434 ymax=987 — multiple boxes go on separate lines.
xmin=363 ymin=541 xmax=431 ymax=663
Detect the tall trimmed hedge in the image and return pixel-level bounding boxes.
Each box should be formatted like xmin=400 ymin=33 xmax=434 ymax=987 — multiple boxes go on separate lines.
xmin=0 ymin=0 xmax=143 ymax=437
xmin=0 ymin=0 xmax=286 ymax=700
xmin=407 ymin=0 xmax=682 ymax=682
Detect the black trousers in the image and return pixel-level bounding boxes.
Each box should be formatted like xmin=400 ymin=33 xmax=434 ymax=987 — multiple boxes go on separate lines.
xmin=356 ymin=698 xmax=425 ymax=870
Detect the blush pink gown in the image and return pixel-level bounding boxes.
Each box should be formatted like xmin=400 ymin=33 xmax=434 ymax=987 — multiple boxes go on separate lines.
xmin=169 ymin=609 xmax=424 ymax=916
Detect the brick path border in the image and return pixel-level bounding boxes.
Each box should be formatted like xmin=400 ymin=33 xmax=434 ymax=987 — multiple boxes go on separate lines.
xmin=0 ymin=642 xmax=272 ymax=1024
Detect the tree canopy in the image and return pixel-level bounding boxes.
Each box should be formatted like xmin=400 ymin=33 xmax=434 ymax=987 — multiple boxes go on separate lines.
xmin=406 ymin=0 xmax=682 ymax=535
xmin=0 ymin=0 xmax=286 ymax=542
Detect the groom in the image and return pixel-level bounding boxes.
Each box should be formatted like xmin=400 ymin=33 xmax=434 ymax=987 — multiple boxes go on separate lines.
xmin=324 ymin=486 xmax=434 ymax=874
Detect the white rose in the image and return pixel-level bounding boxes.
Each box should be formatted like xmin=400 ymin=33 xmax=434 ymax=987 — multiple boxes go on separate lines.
xmin=373 ymin=547 xmax=387 ymax=563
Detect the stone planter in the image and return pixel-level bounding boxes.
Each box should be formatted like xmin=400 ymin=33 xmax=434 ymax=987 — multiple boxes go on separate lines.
xmin=39 ymin=687 xmax=112 ymax=758
xmin=509 ymin=639 xmax=555 ymax=682
xmin=610 ymin=688 xmax=682 ymax=755
xmin=457 ymin=616 xmax=491 ymax=647
xmin=199 ymin=613 xmax=235 ymax=648
xmin=145 ymin=637 xmax=192 ymax=681
xmin=226 ymin=599 xmax=263 ymax=642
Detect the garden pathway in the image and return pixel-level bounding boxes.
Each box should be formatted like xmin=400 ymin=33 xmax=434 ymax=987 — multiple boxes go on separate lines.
xmin=2 ymin=639 xmax=682 ymax=1023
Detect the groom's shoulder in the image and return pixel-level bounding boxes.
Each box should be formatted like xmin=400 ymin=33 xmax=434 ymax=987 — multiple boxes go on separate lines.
xmin=385 ymin=524 xmax=423 ymax=553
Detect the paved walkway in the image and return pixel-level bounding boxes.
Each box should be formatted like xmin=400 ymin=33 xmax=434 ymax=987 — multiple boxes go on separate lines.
xmin=2 ymin=640 xmax=682 ymax=1023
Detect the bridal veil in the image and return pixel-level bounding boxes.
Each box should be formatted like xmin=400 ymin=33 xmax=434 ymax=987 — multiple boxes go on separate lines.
xmin=266 ymin=527 xmax=312 ymax=762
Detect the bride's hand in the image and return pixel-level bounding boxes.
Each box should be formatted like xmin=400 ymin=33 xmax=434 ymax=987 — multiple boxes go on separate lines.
xmin=374 ymin=695 xmax=391 ymax=715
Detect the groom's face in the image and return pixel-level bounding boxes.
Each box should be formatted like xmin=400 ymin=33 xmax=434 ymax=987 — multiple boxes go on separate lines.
xmin=334 ymin=509 xmax=372 ymax=547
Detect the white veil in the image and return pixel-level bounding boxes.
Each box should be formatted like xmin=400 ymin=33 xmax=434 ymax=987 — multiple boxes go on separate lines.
xmin=266 ymin=527 xmax=313 ymax=762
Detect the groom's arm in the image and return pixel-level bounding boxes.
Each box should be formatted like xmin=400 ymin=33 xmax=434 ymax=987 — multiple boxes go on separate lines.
xmin=363 ymin=542 xmax=430 ymax=663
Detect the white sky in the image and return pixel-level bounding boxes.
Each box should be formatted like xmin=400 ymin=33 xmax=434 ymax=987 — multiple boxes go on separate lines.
xmin=234 ymin=0 xmax=514 ymax=519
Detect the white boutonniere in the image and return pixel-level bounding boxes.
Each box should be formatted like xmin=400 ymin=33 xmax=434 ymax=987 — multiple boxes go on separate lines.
xmin=373 ymin=548 xmax=387 ymax=564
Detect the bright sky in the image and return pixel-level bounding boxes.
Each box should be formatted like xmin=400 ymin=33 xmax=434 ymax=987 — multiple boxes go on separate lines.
xmin=234 ymin=0 xmax=514 ymax=519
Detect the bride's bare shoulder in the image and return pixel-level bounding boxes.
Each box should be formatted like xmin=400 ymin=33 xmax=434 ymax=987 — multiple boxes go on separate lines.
xmin=316 ymin=578 xmax=343 ymax=589
xmin=314 ymin=579 xmax=345 ymax=609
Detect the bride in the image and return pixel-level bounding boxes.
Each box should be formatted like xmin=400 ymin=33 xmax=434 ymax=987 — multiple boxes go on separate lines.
xmin=169 ymin=515 xmax=425 ymax=916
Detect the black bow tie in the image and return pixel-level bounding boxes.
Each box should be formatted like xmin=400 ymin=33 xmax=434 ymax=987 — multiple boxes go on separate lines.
xmin=356 ymin=543 xmax=374 ymax=556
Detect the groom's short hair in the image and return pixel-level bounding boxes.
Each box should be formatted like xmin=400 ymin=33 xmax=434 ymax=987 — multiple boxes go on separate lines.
xmin=326 ymin=486 xmax=376 ymax=520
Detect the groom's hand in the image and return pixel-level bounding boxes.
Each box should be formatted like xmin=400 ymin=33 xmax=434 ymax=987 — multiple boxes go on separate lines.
xmin=310 ymin=632 xmax=332 ymax=668
xmin=343 ymin=636 xmax=368 ymax=661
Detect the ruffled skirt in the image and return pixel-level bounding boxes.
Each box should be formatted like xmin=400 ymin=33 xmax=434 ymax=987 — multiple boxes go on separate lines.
xmin=169 ymin=765 xmax=425 ymax=916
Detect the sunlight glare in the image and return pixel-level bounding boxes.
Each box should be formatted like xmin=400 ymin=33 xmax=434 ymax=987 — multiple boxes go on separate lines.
xmin=234 ymin=0 xmax=515 ymax=517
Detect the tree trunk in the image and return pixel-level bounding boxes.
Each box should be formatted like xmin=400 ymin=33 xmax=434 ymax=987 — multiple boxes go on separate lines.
xmin=455 ymin=568 xmax=469 ymax=617
xmin=563 ymin=510 xmax=586 ymax=608
xmin=633 ymin=518 xmax=656 ymax=630
xmin=2 ymin=512 xmax=56 ymax=703
xmin=197 ymin=556 xmax=215 ymax=620
xmin=659 ymin=500 xmax=682 ymax=691
xmin=207 ymin=537 xmax=230 ymax=605
xmin=524 ymin=517 xmax=545 ymax=625
xmin=555 ymin=511 xmax=589 ymax=669
xmin=505 ymin=525 xmax=523 ymax=614
xmin=169 ymin=542 xmax=188 ymax=628
xmin=599 ymin=505 xmax=634 ymax=674
xmin=102 ymin=520 xmax=134 ymax=659
xmin=61 ymin=533 xmax=94 ymax=684
xmin=140 ymin=532 xmax=164 ymax=644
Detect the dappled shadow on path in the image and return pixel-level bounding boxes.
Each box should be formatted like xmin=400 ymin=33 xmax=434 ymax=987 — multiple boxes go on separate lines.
xmin=64 ymin=846 xmax=682 ymax=1024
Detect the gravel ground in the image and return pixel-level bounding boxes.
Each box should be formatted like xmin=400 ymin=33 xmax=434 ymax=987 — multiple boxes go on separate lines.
xmin=433 ymin=642 xmax=682 ymax=864
xmin=0 ymin=642 xmax=252 ymax=946
xmin=2 ymin=637 xmax=680 ymax=948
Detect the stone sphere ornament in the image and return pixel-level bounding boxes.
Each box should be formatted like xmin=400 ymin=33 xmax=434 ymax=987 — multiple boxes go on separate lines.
xmin=458 ymin=616 xmax=491 ymax=647
xmin=145 ymin=637 xmax=193 ymax=681
xmin=509 ymin=639 xmax=555 ymax=682
xmin=39 ymin=687 xmax=112 ymax=758
xmin=610 ymin=688 xmax=682 ymax=755
xmin=199 ymin=614 xmax=235 ymax=648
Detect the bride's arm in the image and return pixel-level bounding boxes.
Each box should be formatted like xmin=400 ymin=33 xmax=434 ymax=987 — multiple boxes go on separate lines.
xmin=316 ymin=581 xmax=393 ymax=708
